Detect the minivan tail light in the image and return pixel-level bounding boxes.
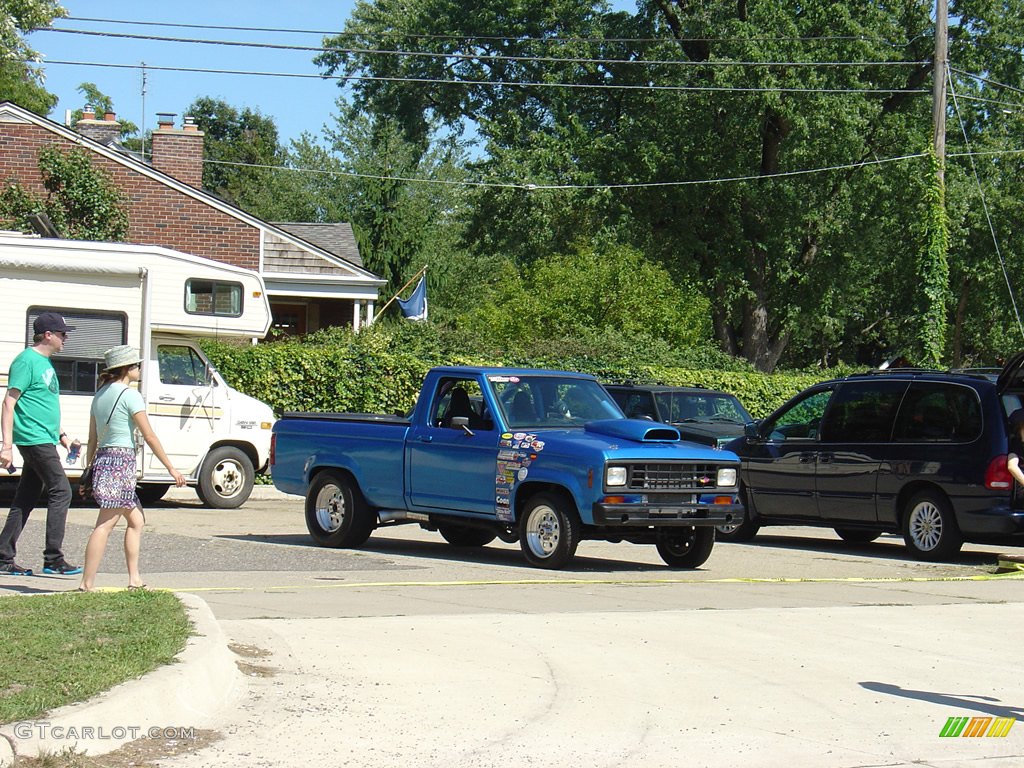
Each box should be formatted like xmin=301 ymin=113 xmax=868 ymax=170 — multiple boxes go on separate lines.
xmin=985 ymin=455 xmax=1012 ymax=490
xmin=269 ymin=433 xmax=276 ymax=467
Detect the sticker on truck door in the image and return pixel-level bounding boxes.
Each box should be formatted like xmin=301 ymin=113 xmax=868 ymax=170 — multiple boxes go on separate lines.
xmin=494 ymin=448 xmax=540 ymax=522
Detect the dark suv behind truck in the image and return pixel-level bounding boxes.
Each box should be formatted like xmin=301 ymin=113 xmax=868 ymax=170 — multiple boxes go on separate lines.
xmin=603 ymin=383 xmax=754 ymax=448
xmin=720 ymin=359 xmax=1024 ymax=560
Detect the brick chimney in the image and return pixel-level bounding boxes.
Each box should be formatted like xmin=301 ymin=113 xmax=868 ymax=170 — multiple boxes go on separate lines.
xmin=150 ymin=113 xmax=205 ymax=189
xmin=75 ymin=106 xmax=122 ymax=145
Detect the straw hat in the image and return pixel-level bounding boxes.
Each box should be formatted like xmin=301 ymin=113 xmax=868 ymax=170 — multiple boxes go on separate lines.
xmin=103 ymin=345 xmax=142 ymax=372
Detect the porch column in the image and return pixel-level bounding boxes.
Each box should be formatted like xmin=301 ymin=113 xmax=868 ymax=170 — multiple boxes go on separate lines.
xmin=353 ymin=300 xmax=362 ymax=331
xmin=366 ymin=301 xmax=376 ymax=326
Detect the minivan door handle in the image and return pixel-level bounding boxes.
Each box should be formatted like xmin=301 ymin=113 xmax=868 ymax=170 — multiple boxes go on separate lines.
xmin=799 ymin=452 xmax=817 ymax=463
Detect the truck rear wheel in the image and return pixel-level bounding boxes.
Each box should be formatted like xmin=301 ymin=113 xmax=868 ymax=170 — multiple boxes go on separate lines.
xmin=656 ymin=527 xmax=715 ymax=569
xmin=197 ymin=447 xmax=254 ymax=509
xmin=306 ymin=470 xmax=374 ymax=548
xmin=438 ymin=524 xmax=496 ymax=547
xmin=519 ymin=492 xmax=581 ymax=569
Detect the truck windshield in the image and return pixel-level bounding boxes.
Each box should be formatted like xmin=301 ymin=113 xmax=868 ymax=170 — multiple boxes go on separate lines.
xmin=488 ymin=375 xmax=623 ymax=429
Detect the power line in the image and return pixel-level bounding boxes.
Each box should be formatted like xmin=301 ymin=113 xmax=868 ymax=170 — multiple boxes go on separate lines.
xmin=950 ymin=66 xmax=1024 ymax=97
xmin=203 ymin=152 xmax=927 ymax=190
xmin=61 ymin=16 xmax=927 ymax=48
xmin=947 ymin=65 xmax=1024 ymax=341
xmin=42 ymin=27 xmax=927 ymax=69
xmin=38 ymin=59 xmax=930 ymax=95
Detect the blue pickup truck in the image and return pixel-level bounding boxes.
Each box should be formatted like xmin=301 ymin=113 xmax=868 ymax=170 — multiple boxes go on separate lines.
xmin=271 ymin=366 xmax=743 ymax=569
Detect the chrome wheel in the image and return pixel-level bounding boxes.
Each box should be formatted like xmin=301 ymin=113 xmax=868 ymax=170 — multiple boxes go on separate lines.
xmin=524 ymin=504 xmax=561 ymax=559
xmin=304 ymin=470 xmax=374 ymax=548
xmin=314 ymin=483 xmax=346 ymax=534
xmin=518 ymin=493 xmax=580 ymax=569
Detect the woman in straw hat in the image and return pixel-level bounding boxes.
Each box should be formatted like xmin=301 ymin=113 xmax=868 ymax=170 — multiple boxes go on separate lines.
xmin=78 ymin=345 xmax=185 ymax=591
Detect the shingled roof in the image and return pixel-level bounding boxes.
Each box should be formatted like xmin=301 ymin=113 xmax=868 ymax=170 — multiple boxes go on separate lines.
xmin=272 ymin=222 xmax=364 ymax=269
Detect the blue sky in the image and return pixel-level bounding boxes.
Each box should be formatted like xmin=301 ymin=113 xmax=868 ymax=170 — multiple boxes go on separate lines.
xmin=29 ymin=0 xmax=637 ymax=146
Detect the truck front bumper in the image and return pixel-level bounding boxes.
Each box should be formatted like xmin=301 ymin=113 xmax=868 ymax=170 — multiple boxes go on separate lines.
xmin=592 ymin=501 xmax=743 ymax=527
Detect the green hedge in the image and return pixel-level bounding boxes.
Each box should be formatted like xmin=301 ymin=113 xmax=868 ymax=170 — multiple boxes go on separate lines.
xmin=202 ymin=332 xmax=833 ymax=419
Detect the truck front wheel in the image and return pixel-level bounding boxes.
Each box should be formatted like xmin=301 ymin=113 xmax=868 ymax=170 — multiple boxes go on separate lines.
xmin=656 ymin=527 xmax=715 ymax=569
xmin=306 ymin=470 xmax=374 ymax=548
xmin=198 ymin=447 xmax=254 ymax=509
xmin=519 ymin=493 xmax=581 ymax=569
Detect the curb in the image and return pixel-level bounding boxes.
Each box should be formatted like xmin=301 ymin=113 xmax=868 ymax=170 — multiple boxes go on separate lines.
xmin=165 ymin=484 xmax=300 ymax=502
xmin=0 ymin=592 xmax=241 ymax=765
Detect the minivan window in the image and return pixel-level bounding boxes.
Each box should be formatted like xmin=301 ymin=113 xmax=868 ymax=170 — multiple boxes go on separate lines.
xmin=764 ymin=389 xmax=833 ymax=441
xmin=820 ymin=380 xmax=907 ymax=443
xmin=893 ymin=382 xmax=982 ymax=442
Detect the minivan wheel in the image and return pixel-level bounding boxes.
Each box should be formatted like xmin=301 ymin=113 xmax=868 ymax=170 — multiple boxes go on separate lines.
xmin=902 ymin=491 xmax=962 ymax=561
xmin=834 ymin=527 xmax=882 ymax=544
xmin=715 ymin=488 xmax=760 ymax=542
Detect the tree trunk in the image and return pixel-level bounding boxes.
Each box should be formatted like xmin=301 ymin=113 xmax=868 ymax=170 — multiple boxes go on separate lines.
xmin=951 ymin=275 xmax=970 ymax=367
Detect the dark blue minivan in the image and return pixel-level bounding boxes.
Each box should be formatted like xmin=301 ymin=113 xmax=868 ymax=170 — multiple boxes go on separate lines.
xmin=720 ymin=360 xmax=1024 ymax=560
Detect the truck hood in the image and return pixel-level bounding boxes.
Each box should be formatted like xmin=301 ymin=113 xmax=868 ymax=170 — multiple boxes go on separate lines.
xmin=519 ymin=421 xmax=737 ymax=464
xmin=584 ymin=419 xmax=680 ymax=442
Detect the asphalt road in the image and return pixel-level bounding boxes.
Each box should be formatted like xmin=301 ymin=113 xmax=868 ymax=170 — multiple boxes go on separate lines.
xmin=1 ymin=486 xmax=1022 ymax=767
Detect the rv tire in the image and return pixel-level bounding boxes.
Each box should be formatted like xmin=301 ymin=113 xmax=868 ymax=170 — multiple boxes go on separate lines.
xmin=197 ymin=447 xmax=254 ymax=508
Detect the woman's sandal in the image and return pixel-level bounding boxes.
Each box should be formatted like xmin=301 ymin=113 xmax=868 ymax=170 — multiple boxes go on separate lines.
xmin=126 ymin=584 xmax=148 ymax=591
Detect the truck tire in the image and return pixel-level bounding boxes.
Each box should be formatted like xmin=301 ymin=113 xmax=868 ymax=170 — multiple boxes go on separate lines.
xmin=519 ymin=492 xmax=581 ymax=569
xmin=306 ymin=470 xmax=374 ymax=548
xmin=136 ymin=484 xmax=171 ymax=505
xmin=438 ymin=524 xmax=496 ymax=547
xmin=656 ymin=527 xmax=715 ymax=569
xmin=902 ymin=490 xmax=962 ymax=561
xmin=197 ymin=447 xmax=255 ymax=509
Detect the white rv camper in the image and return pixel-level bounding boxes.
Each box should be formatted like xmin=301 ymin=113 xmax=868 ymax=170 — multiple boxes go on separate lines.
xmin=0 ymin=232 xmax=274 ymax=508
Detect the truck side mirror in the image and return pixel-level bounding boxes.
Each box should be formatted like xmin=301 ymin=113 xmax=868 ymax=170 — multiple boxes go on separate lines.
xmin=744 ymin=421 xmax=761 ymax=439
xmin=450 ymin=416 xmax=474 ymax=436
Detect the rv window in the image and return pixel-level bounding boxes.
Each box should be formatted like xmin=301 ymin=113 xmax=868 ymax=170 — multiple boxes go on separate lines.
xmin=27 ymin=308 xmax=127 ymax=395
xmin=158 ymin=345 xmax=209 ymax=387
xmin=185 ymin=280 xmax=242 ymax=317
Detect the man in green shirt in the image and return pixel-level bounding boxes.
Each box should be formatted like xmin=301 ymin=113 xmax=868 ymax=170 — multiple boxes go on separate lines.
xmin=0 ymin=313 xmax=82 ymax=576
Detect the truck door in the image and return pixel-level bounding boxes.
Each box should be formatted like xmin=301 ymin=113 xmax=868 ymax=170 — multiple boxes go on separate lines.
xmin=407 ymin=376 xmax=498 ymax=516
xmin=145 ymin=341 xmax=220 ymax=474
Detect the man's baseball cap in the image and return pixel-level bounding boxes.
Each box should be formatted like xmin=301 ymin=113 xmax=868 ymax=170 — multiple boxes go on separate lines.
xmin=33 ymin=312 xmax=74 ymax=334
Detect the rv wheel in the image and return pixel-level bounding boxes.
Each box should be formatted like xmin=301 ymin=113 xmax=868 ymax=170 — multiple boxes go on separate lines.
xmin=197 ymin=447 xmax=254 ymax=508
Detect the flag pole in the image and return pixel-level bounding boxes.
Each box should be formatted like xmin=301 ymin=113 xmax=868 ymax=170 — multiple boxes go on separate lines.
xmin=374 ymin=265 xmax=427 ymax=320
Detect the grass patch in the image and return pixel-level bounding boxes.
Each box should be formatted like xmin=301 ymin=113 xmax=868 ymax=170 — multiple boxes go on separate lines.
xmin=0 ymin=590 xmax=190 ymax=724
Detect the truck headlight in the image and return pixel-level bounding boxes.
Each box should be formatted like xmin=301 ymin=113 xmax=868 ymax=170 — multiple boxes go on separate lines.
xmin=606 ymin=466 xmax=627 ymax=487
xmin=717 ymin=468 xmax=737 ymax=488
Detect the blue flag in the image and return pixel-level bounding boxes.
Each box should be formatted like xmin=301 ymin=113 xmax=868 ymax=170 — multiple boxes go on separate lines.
xmin=398 ymin=276 xmax=428 ymax=321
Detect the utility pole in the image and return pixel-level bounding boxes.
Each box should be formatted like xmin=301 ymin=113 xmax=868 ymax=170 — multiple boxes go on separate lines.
xmin=932 ymin=0 xmax=948 ymax=183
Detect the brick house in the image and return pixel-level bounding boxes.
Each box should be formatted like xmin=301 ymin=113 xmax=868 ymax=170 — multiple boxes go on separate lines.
xmin=0 ymin=100 xmax=385 ymax=334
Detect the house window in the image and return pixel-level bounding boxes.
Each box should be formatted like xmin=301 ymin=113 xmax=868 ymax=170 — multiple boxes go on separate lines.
xmin=185 ymin=279 xmax=242 ymax=317
xmin=28 ymin=308 xmax=127 ymax=395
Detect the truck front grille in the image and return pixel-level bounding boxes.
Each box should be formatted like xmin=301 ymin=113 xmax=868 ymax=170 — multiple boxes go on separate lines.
xmin=626 ymin=463 xmax=722 ymax=491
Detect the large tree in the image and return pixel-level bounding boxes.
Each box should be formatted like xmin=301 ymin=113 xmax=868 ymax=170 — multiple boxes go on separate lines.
xmin=321 ymin=0 xmax=1024 ymax=369
xmin=0 ymin=0 xmax=65 ymax=115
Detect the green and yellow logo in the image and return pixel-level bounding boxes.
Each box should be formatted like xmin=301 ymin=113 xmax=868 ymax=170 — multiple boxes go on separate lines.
xmin=940 ymin=716 xmax=1016 ymax=738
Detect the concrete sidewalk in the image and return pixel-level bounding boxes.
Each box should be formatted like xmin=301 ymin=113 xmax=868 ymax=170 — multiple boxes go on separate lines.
xmin=0 ymin=593 xmax=242 ymax=766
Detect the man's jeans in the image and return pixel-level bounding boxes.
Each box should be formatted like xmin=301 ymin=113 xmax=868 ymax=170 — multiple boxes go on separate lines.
xmin=0 ymin=444 xmax=71 ymax=565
